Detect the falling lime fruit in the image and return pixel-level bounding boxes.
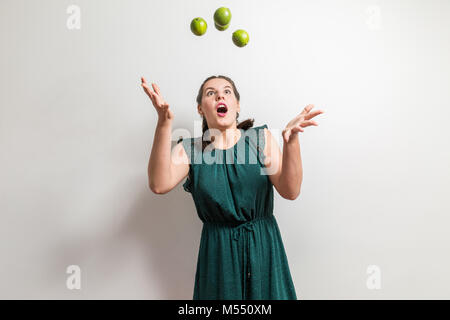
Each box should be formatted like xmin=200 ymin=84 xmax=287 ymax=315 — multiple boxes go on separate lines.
xmin=214 ymin=7 xmax=232 ymax=27
xmin=232 ymin=29 xmax=249 ymax=47
xmin=190 ymin=17 xmax=207 ymax=36
xmin=215 ymin=21 xmax=229 ymax=31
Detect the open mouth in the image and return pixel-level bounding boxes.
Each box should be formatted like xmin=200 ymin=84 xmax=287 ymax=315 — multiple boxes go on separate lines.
xmin=216 ymin=105 xmax=228 ymax=116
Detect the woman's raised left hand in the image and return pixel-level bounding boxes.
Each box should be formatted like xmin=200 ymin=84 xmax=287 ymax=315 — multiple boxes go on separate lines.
xmin=282 ymin=104 xmax=324 ymax=144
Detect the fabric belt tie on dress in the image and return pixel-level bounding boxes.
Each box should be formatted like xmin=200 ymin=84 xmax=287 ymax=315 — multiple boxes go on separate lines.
xmin=232 ymin=221 xmax=255 ymax=241
xmin=231 ymin=221 xmax=257 ymax=298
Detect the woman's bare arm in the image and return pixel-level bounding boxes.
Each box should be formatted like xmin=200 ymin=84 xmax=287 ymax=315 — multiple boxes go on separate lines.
xmin=141 ymin=77 xmax=189 ymax=194
xmin=265 ymin=105 xmax=324 ymax=200
xmin=148 ymin=121 xmax=173 ymax=193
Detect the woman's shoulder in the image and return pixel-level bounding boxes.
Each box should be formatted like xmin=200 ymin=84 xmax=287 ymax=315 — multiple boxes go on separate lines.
xmin=242 ymin=123 xmax=268 ymax=146
xmin=253 ymin=123 xmax=268 ymax=130
xmin=177 ymin=135 xmax=204 ymax=163
xmin=243 ymin=123 xmax=268 ymax=132
xmin=242 ymin=123 xmax=268 ymax=138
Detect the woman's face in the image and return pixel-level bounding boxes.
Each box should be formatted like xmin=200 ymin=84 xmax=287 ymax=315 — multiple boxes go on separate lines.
xmin=199 ymin=78 xmax=240 ymax=130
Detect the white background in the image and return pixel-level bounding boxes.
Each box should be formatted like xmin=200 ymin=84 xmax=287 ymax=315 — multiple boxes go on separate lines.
xmin=1 ymin=0 xmax=449 ymax=299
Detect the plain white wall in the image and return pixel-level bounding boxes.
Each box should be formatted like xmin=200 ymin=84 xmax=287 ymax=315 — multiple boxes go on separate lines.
xmin=1 ymin=0 xmax=449 ymax=299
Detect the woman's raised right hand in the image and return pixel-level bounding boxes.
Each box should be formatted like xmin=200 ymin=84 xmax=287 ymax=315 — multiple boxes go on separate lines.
xmin=141 ymin=77 xmax=174 ymax=124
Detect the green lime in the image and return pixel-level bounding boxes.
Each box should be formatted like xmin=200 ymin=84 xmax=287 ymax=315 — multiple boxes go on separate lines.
xmin=213 ymin=7 xmax=232 ymax=26
xmin=190 ymin=17 xmax=207 ymax=36
xmin=232 ymin=29 xmax=249 ymax=47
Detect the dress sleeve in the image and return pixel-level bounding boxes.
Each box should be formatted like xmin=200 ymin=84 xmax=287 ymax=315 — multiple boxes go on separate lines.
xmin=177 ymin=137 xmax=193 ymax=193
xmin=245 ymin=124 xmax=268 ymax=168
xmin=255 ymin=124 xmax=268 ymax=167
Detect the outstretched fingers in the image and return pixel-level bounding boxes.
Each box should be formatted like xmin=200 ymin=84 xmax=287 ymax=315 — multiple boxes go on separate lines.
xmin=141 ymin=77 xmax=157 ymax=100
xmin=300 ymin=120 xmax=318 ymax=127
xmin=299 ymin=104 xmax=314 ymax=116
xmin=152 ymin=83 xmax=162 ymax=96
xmin=304 ymin=109 xmax=324 ymax=120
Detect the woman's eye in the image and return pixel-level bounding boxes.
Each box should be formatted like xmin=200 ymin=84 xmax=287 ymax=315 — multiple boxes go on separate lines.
xmin=207 ymin=90 xmax=231 ymax=96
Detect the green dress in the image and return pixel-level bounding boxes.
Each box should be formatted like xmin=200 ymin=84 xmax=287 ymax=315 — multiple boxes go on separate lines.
xmin=179 ymin=124 xmax=297 ymax=300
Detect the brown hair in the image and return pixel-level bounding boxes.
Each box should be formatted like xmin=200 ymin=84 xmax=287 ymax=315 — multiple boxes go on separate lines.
xmin=195 ymin=75 xmax=254 ymax=151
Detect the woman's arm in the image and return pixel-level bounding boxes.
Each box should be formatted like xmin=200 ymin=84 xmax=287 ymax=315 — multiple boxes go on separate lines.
xmin=278 ymin=133 xmax=302 ymax=199
xmin=265 ymin=104 xmax=324 ymax=200
xmin=141 ymin=77 xmax=187 ymax=194
xmin=148 ymin=120 xmax=173 ymax=193
xmin=264 ymin=129 xmax=302 ymax=200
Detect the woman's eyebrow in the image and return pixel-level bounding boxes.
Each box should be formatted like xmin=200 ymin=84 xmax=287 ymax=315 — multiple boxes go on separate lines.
xmin=205 ymin=85 xmax=232 ymax=92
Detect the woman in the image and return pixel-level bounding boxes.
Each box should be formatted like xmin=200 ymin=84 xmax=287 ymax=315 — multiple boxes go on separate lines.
xmin=141 ymin=75 xmax=324 ymax=299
